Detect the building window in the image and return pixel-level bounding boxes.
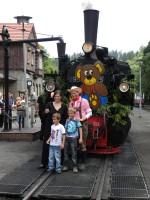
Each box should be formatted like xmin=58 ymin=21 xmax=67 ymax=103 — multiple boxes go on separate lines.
xmin=36 ymin=84 xmax=38 ymax=96
xmin=38 ymin=55 xmax=43 ymax=69
xmin=39 ymin=84 xmax=42 ymax=95
xmin=27 ymin=47 xmax=31 ymax=64
xmin=31 ymin=50 xmax=35 ymax=66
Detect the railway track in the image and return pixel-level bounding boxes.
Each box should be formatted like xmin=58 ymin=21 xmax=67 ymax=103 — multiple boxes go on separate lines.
xmin=0 ymin=139 xmax=150 ymax=200
xmin=20 ymin=157 xmax=110 ymax=200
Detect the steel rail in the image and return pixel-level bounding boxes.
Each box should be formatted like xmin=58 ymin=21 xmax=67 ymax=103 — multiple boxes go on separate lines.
xmin=96 ymin=158 xmax=109 ymax=200
xmin=22 ymin=157 xmax=110 ymax=200
xmin=90 ymin=157 xmax=110 ymax=200
xmin=22 ymin=172 xmax=51 ymax=200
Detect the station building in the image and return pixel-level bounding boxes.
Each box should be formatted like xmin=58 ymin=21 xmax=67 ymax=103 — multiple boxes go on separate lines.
xmin=0 ymin=16 xmax=44 ymax=100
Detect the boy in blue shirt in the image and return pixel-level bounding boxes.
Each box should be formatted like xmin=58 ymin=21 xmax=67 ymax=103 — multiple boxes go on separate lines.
xmin=63 ymin=107 xmax=83 ymax=173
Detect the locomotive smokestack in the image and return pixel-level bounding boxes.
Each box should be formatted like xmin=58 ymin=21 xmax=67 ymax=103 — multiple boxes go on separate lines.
xmin=84 ymin=9 xmax=99 ymax=45
xmin=57 ymin=42 xmax=66 ymax=58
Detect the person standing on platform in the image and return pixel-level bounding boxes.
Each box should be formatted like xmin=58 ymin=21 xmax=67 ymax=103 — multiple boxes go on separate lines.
xmin=63 ymin=107 xmax=83 ymax=173
xmin=68 ymin=86 xmax=92 ymax=170
xmin=38 ymin=90 xmax=68 ymax=169
xmin=0 ymin=92 xmax=4 ymax=128
xmin=16 ymin=96 xmax=25 ymax=130
xmin=36 ymin=91 xmax=54 ymax=141
xmin=8 ymin=93 xmax=14 ymax=130
xmin=46 ymin=113 xmax=65 ymax=174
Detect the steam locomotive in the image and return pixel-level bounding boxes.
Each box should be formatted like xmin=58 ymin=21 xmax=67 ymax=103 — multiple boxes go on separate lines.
xmin=46 ymin=9 xmax=134 ymax=154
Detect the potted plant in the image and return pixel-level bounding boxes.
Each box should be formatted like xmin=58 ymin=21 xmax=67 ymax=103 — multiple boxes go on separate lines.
xmin=96 ymin=95 xmax=133 ymax=146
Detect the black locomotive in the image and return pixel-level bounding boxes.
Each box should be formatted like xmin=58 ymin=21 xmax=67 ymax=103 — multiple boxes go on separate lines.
xmin=47 ymin=9 xmax=134 ymax=154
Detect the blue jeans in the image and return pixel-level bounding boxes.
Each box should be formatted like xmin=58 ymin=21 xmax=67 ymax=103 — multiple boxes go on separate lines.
xmin=64 ymin=137 xmax=78 ymax=167
xmin=48 ymin=146 xmax=61 ymax=173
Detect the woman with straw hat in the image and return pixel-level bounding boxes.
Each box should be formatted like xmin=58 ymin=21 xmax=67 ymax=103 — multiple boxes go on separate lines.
xmin=68 ymin=86 xmax=92 ymax=170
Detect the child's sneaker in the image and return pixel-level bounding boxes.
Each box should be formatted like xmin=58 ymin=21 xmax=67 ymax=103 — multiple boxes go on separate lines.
xmin=56 ymin=170 xmax=61 ymax=174
xmin=73 ymin=166 xmax=78 ymax=173
xmin=62 ymin=166 xmax=68 ymax=171
xmin=46 ymin=169 xmax=53 ymax=174
xmin=78 ymin=163 xmax=85 ymax=171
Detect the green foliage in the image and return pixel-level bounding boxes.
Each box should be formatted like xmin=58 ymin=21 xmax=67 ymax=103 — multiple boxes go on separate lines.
xmin=142 ymin=43 xmax=150 ymax=100
xmin=128 ymin=50 xmax=144 ymax=92
xmin=96 ymin=94 xmax=133 ymax=126
xmin=43 ymin=57 xmax=58 ymax=74
xmin=127 ymin=43 xmax=150 ymax=101
xmin=69 ymin=53 xmax=82 ymax=60
xmin=109 ymin=50 xmax=136 ymax=61
xmin=39 ymin=44 xmax=58 ymax=74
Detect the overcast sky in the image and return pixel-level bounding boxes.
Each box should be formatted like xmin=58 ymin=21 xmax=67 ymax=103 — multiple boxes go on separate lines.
xmin=1 ymin=0 xmax=150 ymax=57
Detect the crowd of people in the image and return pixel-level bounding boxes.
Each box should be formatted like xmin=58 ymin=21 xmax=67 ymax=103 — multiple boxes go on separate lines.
xmin=0 ymin=92 xmax=26 ymax=130
xmin=0 ymin=85 xmax=92 ymax=174
xmin=36 ymin=86 xmax=92 ymax=174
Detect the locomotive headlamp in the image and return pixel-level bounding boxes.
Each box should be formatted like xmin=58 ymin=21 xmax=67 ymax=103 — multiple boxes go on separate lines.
xmin=82 ymin=42 xmax=94 ymax=53
xmin=45 ymin=81 xmax=55 ymax=92
xmin=119 ymin=82 xmax=129 ymax=93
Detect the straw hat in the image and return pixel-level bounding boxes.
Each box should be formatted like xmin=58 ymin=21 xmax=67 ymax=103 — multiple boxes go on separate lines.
xmin=68 ymin=86 xmax=82 ymax=94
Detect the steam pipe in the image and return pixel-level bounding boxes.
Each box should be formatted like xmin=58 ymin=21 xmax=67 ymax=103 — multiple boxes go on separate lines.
xmin=7 ymin=36 xmax=64 ymax=44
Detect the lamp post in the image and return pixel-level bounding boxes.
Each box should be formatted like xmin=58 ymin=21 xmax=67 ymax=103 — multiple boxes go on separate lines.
xmin=0 ymin=26 xmax=10 ymax=131
xmin=14 ymin=16 xmax=32 ymax=128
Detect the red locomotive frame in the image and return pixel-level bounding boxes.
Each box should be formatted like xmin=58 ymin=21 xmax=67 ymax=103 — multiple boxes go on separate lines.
xmin=86 ymin=115 xmax=121 ymax=154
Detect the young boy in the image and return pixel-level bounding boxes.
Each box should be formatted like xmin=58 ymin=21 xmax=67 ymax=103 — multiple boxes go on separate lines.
xmin=63 ymin=108 xmax=83 ymax=173
xmin=47 ymin=113 xmax=65 ymax=174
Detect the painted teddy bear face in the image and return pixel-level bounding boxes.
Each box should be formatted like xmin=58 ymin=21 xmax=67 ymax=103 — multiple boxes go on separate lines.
xmin=82 ymin=65 xmax=98 ymax=86
xmin=75 ymin=62 xmax=108 ymax=108
xmin=75 ymin=62 xmax=105 ymax=85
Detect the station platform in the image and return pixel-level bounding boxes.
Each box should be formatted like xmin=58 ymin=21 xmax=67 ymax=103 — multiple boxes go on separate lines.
xmin=0 ymin=138 xmax=149 ymax=199
xmin=0 ymin=128 xmax=40 ymax=142
xmin=0 ymin=117 xmax=41 ymax=141
xmin=0 ymin=108 xmax=150 ymax=199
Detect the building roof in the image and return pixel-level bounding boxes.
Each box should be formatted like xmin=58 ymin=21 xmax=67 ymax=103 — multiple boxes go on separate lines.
xmin=0 ymin=23 xmax=36 ymax=41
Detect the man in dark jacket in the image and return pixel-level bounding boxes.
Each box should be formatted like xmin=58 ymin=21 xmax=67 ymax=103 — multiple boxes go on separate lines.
xmin=36 ymin=91 xmax=53 ymax=140
xmin=36 ymin=91 xmax=54 ymax=168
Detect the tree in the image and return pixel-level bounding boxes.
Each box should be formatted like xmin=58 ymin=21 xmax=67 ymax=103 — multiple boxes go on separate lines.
xmin=43 ymin=56 xmax=58 ymax=74
xmin=142 ymin=42 xmax=150 ymax=101
xmin=127 ymin=50 xmax=143 ymax=91
xmin=38 ymin=45 xmax=58 ymax=74
xmin=109 ymin=50 xmax=135 ymax=61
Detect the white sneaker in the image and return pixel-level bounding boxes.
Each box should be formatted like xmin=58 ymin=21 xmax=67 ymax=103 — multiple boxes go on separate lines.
xmin=78 ymin=163 xmax=85 ymax=171
xmin=62 ymin=166 xmax=68 ymax=171
xmin=73 ymin=166 xmax=78 ymax=173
